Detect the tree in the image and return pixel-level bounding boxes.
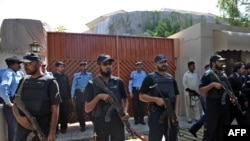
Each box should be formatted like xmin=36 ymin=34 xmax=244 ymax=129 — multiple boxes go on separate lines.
xmin=56 ymin=25 xmax=67 ymax=32
xmin=217 ymin=0 xmax=250 ymax=27
xmin=147 ymin=18 xmax=182 ymax=37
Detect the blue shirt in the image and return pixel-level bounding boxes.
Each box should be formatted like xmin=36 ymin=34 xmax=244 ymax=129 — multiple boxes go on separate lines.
xmin=128 ymin=70 xmax=147 ymax=93
xmin=71 ymin=72 xmax=92 ymax=98
xmin=0 ymin=68 xmax=24 ymax=104
xmin=44 ymin=71 xmax=54 ymax=78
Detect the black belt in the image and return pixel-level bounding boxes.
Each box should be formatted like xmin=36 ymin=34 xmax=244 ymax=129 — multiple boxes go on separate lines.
xmin=132 ymin=87 xmax=140 ymax=90
xmin=76 ymin=89 xmax=84 ymax=93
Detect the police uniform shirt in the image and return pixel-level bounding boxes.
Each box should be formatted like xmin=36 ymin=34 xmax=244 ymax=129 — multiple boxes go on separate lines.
xmin=84 ymin=76 xmax=127 ymax=117
xmin=140 ymin=72 xmax=180 ymax=97
xmin=44 ymin=71 xmax=54 ymax=78
xmin=0 ymin=68 xmax=23 ymax=104
xmin=199 ymin=71 xmax=229 ymax=102
xmin=128 ymin=70 xmax=147 ymax=93
xmin=71 ymin=72 xmax=93 ymax=98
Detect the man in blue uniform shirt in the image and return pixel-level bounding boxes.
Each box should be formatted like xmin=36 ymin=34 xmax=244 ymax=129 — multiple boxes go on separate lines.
xmin=41 ymin=61 xmax=53 ymax=78
xmin=71 ymin=61 xmax=92 ymax=131
xmin=0 ymin=56 xmax=23 ymax=141
xmin=128 ymin=61 xmax=147 ymax=125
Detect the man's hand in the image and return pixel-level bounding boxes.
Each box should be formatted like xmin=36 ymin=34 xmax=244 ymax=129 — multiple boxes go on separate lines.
xmin=7 ymin=103 xmax=14 ymax=108
xmin=98 ymin=94 xmax=113 ymax=103
xmin=129 ymin=92 xmax=133 ymax=98
xmin=229 ymin=96 xmax=237 ymax=105
xmin=212 ymin=82 xmax=223 ymax=89
xmin=47 ymin=132 xmax=56 ymax=141
xmin=155 ymin=97 xmax=167 ymax=108
xmin=16 ymin=116 xmax=34 ymax=130
xmin=121 ymin=112 xmax=130 ymax=121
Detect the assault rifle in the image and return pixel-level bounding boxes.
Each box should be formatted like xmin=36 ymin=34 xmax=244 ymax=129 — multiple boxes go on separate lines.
xmin=211 ymin=71 xmax=246 ymax=115
xmin=92 ymin=76 xmax=147 ymax=141
xmin=13 ymin=77 xmax=47 ymax=141
xmin=149 ymin=84 xmax=182 ymax=140
xmin=185 ymin=88 xmax=200 ymax=97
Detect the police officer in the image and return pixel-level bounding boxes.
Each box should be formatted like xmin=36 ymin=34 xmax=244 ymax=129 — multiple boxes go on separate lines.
xmin=85 ymin=54 xmax=129 ymax=141
xmin=228 ymin=62 xmax=246 ymax=125
xmin=139 ymin=54 xmax=180 ymax=141
xmin=128 ymin=61 xmax=147 ymax=125
xmin=12 ymin=52 xmax=61 ymax=141
xmin=53 ymin=61 xmax=71 ymax=133
xmin=199 ymin=54 xmax=232 ymax=141
xmin=41 ymin=61 xmax=53 ymax=78
xmin=71 ymin=61 xmax=92 ymax=132
xmin=241 ymin=62 xmax=250 ymax=125
xmin=0 ymin=56 xmax=23 ymax=141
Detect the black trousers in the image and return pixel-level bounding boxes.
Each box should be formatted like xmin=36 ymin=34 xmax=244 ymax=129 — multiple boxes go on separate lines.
xmin=75 ymin=89 xmax=85 ymax=128
xmin=132 ymin=87 xmax=145 ymax=122
xmin=148 ymin=109 xmax=177 ymax=141
xmin=203 ymin=104 xmax=229 ymax=141
xmin=229 ymin=103 xmax=245 ymax=125
xmin=93 ymin=115 xmax=124 ymax=141
xmin=58 ymin=98 xmax=70 ymax=130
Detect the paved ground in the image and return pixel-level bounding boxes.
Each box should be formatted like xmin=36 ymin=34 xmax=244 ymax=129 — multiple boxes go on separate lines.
xmin=55 ymin=116 xmax=203 ymax=141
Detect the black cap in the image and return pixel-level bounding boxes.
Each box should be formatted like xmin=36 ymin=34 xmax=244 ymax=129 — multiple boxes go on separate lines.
xmin=5 ymin=56 xmax=23 ymax=65
xmin=245 ymin=63 xmax=250 ymax=69
xmin=135 ymin=61 xmax=142 ymax=65
xmin=209 ymin=55 xmax=226 ymax=62
xmin=55 ymin=61 xmax=64 ymax=67
xmin=154 ymin=54 xmax=167 ymax=62
xmin=97 ymin=54 xmax=114 ymax=64
xmin=22 ymin=53 xmax=42 ymax=63
xmin=79 ymin=61 xmax=87 ymax=66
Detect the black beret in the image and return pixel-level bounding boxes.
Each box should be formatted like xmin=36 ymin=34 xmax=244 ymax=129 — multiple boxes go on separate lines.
xmin=5 ymin=56 xmax=23 ymax=64
xmin=79 ymin=61 xmax=87 ymax=66
xmin=154 ymin=54 xmax=167 ymax=62
xmin=22 ymin=53 xmax=42 ymax=63
xmin=97 ymin=54 xmax=114 ymax=64
xmin=135 ymin=61 xmax=142 ymax=65
xmin=210 ymin=55 xmax=225 ymax=62
xmin=55 ymin=61 xmax=65 ymax=67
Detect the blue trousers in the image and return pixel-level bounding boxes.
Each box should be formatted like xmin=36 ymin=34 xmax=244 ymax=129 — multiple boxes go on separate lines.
xmin=3 ymin=104 xmax=17 ymax=141
xmin=190 ymin=95 xmax=206 ymax=133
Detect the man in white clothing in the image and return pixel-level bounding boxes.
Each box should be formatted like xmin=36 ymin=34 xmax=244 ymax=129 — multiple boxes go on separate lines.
xmin=182 ymin=61 xmax=201 ymax=124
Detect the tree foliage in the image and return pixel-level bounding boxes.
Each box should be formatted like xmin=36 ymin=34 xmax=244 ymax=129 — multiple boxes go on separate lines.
xmin=147 ymin=18 xmax=182 ymax=37
xmin=146 ymin=11 xmax=193 ymax=37
xmin=217 ymin=0 xmax=250 ymax=27
xmin=56 ymin=25 xmax=67 ymax=32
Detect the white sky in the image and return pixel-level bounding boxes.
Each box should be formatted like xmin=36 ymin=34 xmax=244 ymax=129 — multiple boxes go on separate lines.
xmin=0 ymin=0 xmax=220 ymax=33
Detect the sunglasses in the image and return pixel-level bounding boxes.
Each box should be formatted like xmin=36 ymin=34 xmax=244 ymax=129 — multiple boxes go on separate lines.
xmin=102 ymin=61 xmax=112 ymax=66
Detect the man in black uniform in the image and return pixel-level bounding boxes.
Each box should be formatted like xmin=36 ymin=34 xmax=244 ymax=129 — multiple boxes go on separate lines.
xmin=199 ymin=54 xmax=232 ymax=141
xmin=84 ymin=54 xmax=129 ymax=141
xmin=53 ymin=61 xmax=71 ymax=133
xmin=228 ymin=62 xmax=247 ymax=125
xmin=139 ymin=54 xmax=180 ymax=141
xmin=12 ymin=52 xmax=61 ymax=141
xmin=241 ymin=63 xmax=250 ymax=125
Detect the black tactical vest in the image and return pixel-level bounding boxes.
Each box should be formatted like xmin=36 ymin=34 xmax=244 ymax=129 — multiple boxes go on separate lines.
xmin=207 ymin=71 xmax=228 ymax=100
xmin=149 ymin=72 xmax=176 ymax=102
xmin=21 ymin=75 xmax=52 ymax=116
xmin=92 ymin=76 xmax=121 ymax=117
